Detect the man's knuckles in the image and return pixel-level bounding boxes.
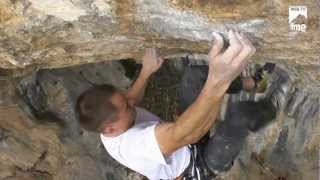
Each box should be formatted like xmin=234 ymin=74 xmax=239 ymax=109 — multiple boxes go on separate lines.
xmin=228 ymin=42 xmax=243 ymax=57
xmin=242 ymin=45 xmax=253 ymax=55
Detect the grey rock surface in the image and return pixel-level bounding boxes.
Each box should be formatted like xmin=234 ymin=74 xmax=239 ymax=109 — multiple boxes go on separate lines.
xmin=0 ymin=61 xmax=142 ymax=180
xmin=0 ymin=0 xmax=319 ymax=179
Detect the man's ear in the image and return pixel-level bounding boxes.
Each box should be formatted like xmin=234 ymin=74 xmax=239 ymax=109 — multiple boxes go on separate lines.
xmin=128 ymin=98 xmax=136 ymax=106
xmin=102 ymin=125 xmax=116 ymax=135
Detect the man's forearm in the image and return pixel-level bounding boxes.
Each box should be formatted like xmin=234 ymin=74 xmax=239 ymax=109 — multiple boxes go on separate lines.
xmin=127 ymin=48 xmax=164 ymax=105
xmin=126 ymin=70 xmax=150 ymax=105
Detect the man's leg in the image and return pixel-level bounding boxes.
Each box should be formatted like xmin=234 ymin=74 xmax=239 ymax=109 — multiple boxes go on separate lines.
xmin=177 ymin=63 xmax=279 ymax=176
xmin=202 ymin=99 xmax=276 ymax=174
xmin=198 ymin=65 xmax=284 ymax=175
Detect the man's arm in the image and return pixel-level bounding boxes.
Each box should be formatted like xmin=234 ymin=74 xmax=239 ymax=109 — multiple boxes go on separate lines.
xmin=125 ymin=69 xmax=150 ymax=106
xmin=155 ymin=30 xmax=256 ymax=156
xmin=126 ymin=48 xmax=164 ymax=106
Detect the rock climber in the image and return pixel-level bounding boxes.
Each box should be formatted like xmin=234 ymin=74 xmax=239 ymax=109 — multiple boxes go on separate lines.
xmin=75 ymin=30 xmax=280 ymax=180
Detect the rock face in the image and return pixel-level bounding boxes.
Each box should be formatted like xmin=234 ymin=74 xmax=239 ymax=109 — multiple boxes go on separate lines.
xmin=17 ymin=61 xmax=131 ymax=142
xmin=0 ymin=0 xmax=319 ymax=180
xmin=217 ymin=66 xmax=320 ymax=180
xmin=0 ymin=0 xmax=319 ymax=90
xmin=0 ymin=62 xmax=137 ymax=180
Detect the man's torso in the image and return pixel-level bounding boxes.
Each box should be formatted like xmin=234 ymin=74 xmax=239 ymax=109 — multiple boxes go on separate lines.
xmin=100 ymin=107 xmax=191 ymax=180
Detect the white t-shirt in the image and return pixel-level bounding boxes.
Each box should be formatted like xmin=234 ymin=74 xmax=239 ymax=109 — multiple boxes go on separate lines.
xmin=100 ymin=107 xmax=191 ymax=180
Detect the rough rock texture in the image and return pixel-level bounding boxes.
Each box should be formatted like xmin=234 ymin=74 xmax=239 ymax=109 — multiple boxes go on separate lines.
xmin=0 ymin=62 xmax=142 ymax=180
xmin=0 ymin=0 xmax=319 ymax=180
xmin=0 ymin=0 xmax=319 ymax=90
xmin=217 ymin=66 xmax=320 ymax=180
xmin=17 ymin=61 xmax=131 ymax=142
xmin=0 ymin=59 xmax=317 ymax=180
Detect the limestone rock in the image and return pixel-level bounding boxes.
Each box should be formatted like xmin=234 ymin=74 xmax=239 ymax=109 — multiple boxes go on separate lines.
xmin=0 ymin=0 xmax=319 ymax=180
xmin=0 ymin=61 xmax=136 ymax=180
xmin=0 ymin=0 xmax=319 ymax=89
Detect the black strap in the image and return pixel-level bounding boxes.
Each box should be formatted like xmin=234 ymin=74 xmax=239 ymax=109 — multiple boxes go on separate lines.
xmin=182 ymin=145 xmax=202 ymax=180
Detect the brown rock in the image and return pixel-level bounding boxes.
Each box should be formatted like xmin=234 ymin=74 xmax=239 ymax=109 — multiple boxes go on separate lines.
xmin=0 ymin=0 xmax=319 ymax=179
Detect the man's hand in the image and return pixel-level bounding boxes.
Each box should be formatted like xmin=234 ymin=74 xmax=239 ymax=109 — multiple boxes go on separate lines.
xmin=141 ymin=48 xmax=164 ymax=76
xmin=207 ymin=30 xmax=256 ymax=94
xmin=125 ymin=48 xmax=164 ymax=106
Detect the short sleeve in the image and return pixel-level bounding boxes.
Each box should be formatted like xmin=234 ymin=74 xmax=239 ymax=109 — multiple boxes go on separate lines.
xmin=120 ymin=123 xmax=169 ymax=166
xmin=144 ymin=124 xmax=169 ymax=165
xmin=101 ymin=121 xmax=191 ymax=180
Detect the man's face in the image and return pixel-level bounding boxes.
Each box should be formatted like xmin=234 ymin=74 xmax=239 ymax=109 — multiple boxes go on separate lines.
xmin=102 ymin=91 xmax=136 ymax=137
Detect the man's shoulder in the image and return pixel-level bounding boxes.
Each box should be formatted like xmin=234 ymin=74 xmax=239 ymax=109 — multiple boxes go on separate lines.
xmin=100 ymin=121 xmax=158 ymax=142
xmin=135 ymin=107 xmax=161 ymax=124
xmin=100 ymin=123 xmax=160 ymax=158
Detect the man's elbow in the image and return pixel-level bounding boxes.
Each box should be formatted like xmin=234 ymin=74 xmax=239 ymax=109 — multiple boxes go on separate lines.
xmin=125 ymin=94 xmax=139 ymax=106
xmin=156 ymin=122 xmax=202 ymax=156
xmin=127 ymin=98 xmax=138 ymax=106
xmin=171 ymin=125 xmax=201 ymax=145
xmin=180 ymin=133 xmax=201 ymax=145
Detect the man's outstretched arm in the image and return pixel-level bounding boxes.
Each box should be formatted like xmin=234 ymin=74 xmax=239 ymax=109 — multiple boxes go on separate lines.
xmin=155 ymin=30 xmax=256 ymax=156
xmin=126 ymin=48 xmax=164 ymax=106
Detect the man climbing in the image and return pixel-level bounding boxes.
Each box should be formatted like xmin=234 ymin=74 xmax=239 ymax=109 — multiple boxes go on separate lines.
xmin=75 ymin=30 xmax=279 ymax=179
